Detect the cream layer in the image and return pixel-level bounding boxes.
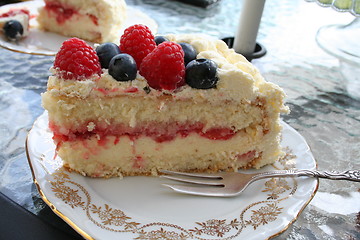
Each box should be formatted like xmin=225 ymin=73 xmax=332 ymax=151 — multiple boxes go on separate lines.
xmin=59 ymin=124 xmax=283 ymax=178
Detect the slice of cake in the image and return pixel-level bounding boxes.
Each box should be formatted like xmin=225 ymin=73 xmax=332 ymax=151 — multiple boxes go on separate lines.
xmin=37 ymin=0 xmax=127 ymax=43
xmin=0 ymin=8 xmax=30 ymax=41
xmin=42 ymin=24 xmax=289 ymax=178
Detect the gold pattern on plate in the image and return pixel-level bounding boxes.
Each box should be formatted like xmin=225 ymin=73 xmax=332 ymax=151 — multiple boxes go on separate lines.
xmin=245 ymin=202 xmax=283 ymax=230
xmin=36 ymin=148 xmax=305 ymax=239
xmin=263 ymin=178 xmax=292 ymax=200
xmin=90 ymin=204 xmax=140 ymax=230
xmin=189 ymin=219 xmax=241 ymax=238
xmin=136 ymin=227 xmax=189 ymax=240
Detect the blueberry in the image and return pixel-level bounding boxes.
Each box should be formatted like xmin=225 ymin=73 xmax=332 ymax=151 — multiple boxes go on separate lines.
xmin=154 ymin=36 xmax=168 ymax=45
xmin=185 ymin=58 xmax=218 ymax=89
xmin=108 ymin=54 xmax=137 ymax=81
xmin=179 ymin=42 xmax=197 ymax=66
xmin=96 ymin=43 xmax=121 ymax=69
xmin=3 ymin=20 xmax=23 ymax=41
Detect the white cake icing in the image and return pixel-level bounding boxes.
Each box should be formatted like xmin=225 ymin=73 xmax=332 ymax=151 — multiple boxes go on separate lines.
xmin=46 ymin=34 xmax=287 ymax=106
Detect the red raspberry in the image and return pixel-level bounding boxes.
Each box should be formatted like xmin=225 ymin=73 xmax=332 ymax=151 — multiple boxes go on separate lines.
xmin=120 ymin=24 xmax=156 ymax=67
xmin=140 ymin=41 xmax=185 ymax=91
xmin=54 ymin=38 xmax=101 ymax=80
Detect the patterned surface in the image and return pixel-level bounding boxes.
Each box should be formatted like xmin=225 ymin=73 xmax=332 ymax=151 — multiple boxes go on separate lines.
xmin=0 ymin=0 xmax=360 ymax=239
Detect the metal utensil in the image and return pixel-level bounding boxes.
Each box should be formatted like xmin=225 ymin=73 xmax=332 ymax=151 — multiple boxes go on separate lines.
xmin=160 ymin=169 xmax=360 ymax=197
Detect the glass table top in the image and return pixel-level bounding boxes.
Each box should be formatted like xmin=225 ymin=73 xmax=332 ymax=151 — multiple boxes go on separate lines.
xmin=0 ymin=0 xmax=359 ymax=239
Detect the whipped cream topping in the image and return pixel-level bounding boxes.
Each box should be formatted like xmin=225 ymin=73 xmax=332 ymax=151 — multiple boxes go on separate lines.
xmin=46 ymin=34 xmax=288 ymax=111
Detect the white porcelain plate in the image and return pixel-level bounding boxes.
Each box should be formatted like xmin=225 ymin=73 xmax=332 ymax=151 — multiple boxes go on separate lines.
xmin=26 ymin=112 xmax=318 ymax=240
xmin=0 ymin=1 xmax=158 ymax=56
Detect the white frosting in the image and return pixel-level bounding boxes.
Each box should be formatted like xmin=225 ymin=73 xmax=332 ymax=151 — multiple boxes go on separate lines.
xmin=46 ymin=34 xmax=288 ymax=112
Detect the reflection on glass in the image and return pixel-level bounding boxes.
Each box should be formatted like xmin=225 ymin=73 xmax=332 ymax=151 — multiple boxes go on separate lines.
xmin=307 ymin=0 xmax=360 ymax=99
xmin=306 ymin=0 xmax=360 ymax=16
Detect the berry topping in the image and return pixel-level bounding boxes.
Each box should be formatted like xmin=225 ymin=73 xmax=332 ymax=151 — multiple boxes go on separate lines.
xmin=185 ymin=58 xmax=218 ymax=89
xmin=120 ymin=24 xmax=156 ymax=67
xmin=108 ymin=54 xmax=137 ymax=82
xmin=3 ymin=20 xmax=23 ymax=41
xmin=54 ymin=38 xmax=101 ymax=80
xmin=96 ymin=42 xmax=121 ymax=69
xmin=140 ymin=41 xmax=185 ymax=91
xmin=179 ymin=42 xmax=197 ymax=66
xmin=154 ymin=35 xmax=168 ymax=45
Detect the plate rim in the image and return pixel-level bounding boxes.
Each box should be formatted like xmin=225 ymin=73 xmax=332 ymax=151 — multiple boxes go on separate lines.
xmin=25 ymin=136 xmax=95 ymax=239
xmin=25 ymin=112 xmax=319 ymax=240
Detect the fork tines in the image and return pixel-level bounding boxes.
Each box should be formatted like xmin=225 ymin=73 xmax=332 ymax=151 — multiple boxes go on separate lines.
xmin=160 ymin=170 xmax=223 ymax=178
xmin=160 ymin=170 xmax=224 ymax=186
xmin=162 ymin=184 xmax=229 ymax=197
xmin=159 ymin=170 xmax=239 ymax=197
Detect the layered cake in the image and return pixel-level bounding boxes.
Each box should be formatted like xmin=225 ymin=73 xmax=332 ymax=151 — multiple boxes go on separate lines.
xmin=42 ymin=24 xmax=289 ymax=178
xmin=37 ymin=0 xmax=127 ymax=43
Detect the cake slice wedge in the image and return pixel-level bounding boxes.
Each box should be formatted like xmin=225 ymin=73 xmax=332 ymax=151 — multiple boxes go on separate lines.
xmin=42 ymin=25 xmax=289 ymax=178
xmin=37 ymin=0 xmax=126 ymax=43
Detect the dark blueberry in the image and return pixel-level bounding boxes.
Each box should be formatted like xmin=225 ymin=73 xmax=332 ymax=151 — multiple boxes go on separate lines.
xmin=185 ymin=58 xmax=218 ymax=89
xmin=154 ymin=36 xmax=169 ymax=45
xmin=179 ymin=42 xmax=197 ymax=66
xmin=108 ymin=54 xmax=137 ymax=81
xmin=95 ymin=43 xmax=121 ymax=69
xmin=3 ymin=20 xmax=23 ymax=41
xmin=143 ymin=86 xmax=151 ymax=94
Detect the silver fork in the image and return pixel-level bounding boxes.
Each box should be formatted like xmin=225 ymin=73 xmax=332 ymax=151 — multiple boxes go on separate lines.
xmin=160 ymin=169 xmax=360 ymax=197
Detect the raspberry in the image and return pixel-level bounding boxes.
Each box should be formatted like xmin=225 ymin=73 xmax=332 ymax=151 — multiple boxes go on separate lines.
xmin=140 ymin=41 xmax=185 ymax=91
xmin=120 ymin=24 xmax=156 ymax=67
xmin=54 ymin=38 xmax=101 ymax=80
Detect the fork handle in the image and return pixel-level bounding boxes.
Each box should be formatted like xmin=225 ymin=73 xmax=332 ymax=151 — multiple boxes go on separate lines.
xmin=252 ymin=169 xmax=360 ymax=182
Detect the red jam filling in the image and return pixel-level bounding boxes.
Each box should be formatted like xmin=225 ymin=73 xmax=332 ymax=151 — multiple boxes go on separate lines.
xmin=45 ymin=2 xmax=76 ymax=24
xmin=87 ymin=14 xmax=98 ymax=26
xmin=44 ymin=2 xmax=98 ymax=25
xmin=94 ymin=88 xmax=120 ymax=95
xmin=133 ymin=156 xmax=144 ymax=169
xmin=94 ymin=87 xmax=139 ymax=95
xmin=199 ymin=128 xmax=236 ymax=140
xmin=0 ymin=9 xmax=30 ymax=18
xmin=236 ymin=150 xmax=256 ymax=163
xmin=124 ymin=87 xmax=139 ymax=93
xmin=49 ymin=121 xmax=237 ymax=144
